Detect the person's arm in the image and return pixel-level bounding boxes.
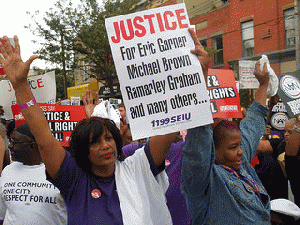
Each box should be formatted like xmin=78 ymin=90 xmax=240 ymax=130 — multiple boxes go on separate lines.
xmin=181 ymin=125 xmax=214 ymax=222
xmin=253 ymin=61 xmax=269 ymax=107
xmin=285 ymin=116 xmax=300 ymax=156
xmin=0 ymin=36 xmax=65 ymax=179
xmin=256 ymin=140 xmax=273 ymax=154
xmin=239 ymin=61 xmax=269 ymax=162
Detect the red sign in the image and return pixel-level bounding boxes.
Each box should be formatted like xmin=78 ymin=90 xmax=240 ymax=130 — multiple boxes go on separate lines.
xmin=208 ymin=69 xmax=242 ymax=118
xmin=0 ymin=38 xmax=5 ymax=76
xmin=11 ymin=103 xmax=86 ymax=146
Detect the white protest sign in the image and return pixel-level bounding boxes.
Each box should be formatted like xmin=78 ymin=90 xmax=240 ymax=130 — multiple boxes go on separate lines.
xmin=105 ymin=3 xmax=213 ymax=140
xmin=239 ymin=60 xmax=259 ymax=89
xmin=0 ymin=71 xmax=56 ymax=119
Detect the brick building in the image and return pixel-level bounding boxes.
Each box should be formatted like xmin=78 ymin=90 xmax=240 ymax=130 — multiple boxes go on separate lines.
xmin=185 ymin=0 xmax=297 ymax=76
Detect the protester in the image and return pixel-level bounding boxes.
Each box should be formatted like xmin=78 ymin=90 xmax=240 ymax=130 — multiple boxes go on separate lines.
xmin=285 ymin=116 xmax=300 ymax=207
xmin=117 ymin=102 xmax=126 ymax=123
xmin=122 ymin=136 xmax=191 ymax=224
xmin=254 ymin=119 xmax=297 ymax=200
xmin=0 ymin=136 xmax=5 ymax=174
xmin=0 ymin=35 xmax=181 ymax=224
xmin=0 ymin=106 xmax=6 ymax=127
xmin=181 ymin=29 xmax=271 ymax=224
xmin=0 ymin=123 xmax=10 ymax=170
xmin=0 ymin=123 xmax=67 ymax=224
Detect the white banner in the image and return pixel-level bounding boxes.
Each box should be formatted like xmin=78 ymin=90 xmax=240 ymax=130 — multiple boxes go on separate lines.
xmin=105 ymin=3 xmax=213 ymax=140
xmin=239 ymin=60 xmax=259 ymax=89
xmin=0 ymin=71 xmax=56 ymax=119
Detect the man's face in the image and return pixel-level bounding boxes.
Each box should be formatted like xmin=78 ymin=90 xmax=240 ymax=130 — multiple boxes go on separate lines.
xmin=284 ymin=123 xmax=294 ymax=141
xmin=117 ymin=106 xmax=126 ymax=119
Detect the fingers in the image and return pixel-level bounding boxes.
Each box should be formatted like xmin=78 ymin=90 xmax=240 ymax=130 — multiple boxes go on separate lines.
xmin=25 ymin=55 xmax=38 ymax=68
xmin=188 ymin=28 xmax=201 ymax=47
xmin=3 ymin=36 xmax=14 ymax=55
xmin=0 ymin=38 xmax=8 ymax=59
xmin=94 ymin=92 xmax=99 ymax=105
xmin=14 ymin=36 xmax=20 ymax=56
xmin=82 ymin=94 xmax=87 ymax=105
xmin=254 ymin=61 xmax=260 ymax=74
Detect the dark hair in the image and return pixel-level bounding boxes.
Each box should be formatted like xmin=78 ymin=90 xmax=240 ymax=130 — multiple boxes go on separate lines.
xmin=6 ymin=120 xmax=15 ymax=138
xmin=69 ymin=117 xmax=125 ymax=175
xmin=213 ymin=120 xmax=239 ymax=149
xmin=117 ymin=102 xmax=125 ymax=108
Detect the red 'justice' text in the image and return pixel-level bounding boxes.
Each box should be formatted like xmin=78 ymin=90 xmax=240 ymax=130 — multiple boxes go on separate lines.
xmin=110 ymin=8 xmax=188 ymax=44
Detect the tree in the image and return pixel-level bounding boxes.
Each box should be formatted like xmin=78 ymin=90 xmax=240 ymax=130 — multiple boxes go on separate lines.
xmin=74 ymin=0 xmax=150 ymax=98
xmin=25 ymin=0 xmax=84 ymax=99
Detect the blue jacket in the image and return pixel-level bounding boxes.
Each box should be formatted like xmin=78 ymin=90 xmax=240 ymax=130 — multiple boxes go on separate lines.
xmin=181 ymin=102 xmax=270 ymax=224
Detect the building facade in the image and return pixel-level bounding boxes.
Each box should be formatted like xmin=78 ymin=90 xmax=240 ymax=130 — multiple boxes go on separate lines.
xmin=186 ymin=0 xmax=296 ymax=76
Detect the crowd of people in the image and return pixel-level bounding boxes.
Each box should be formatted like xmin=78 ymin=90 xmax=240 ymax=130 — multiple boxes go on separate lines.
xmin=0 ymin=28 xmax=300 ymax=224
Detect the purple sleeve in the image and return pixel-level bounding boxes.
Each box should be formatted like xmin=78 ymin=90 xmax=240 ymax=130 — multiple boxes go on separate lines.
xmin=46 ymin=151 xmax=84 ymax=202
xmin=122 ymin=142 xmax=140 ymax=158
xmin=143 ymin=142 xmax=165 ymax=176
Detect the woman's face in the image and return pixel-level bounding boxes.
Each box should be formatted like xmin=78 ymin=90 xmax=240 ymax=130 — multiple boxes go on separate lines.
xmin=215 ymin=129 xmax=243 ymax=171
xmin=88 ymin=130 xmax=118 ymax=168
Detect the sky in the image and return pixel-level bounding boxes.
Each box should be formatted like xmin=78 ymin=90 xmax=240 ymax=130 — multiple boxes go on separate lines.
xmin=1 ymin=0 xmax=84 ymax=69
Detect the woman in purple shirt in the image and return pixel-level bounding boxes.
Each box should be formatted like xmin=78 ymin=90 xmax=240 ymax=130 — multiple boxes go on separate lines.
xmin=0 ymin=36 xmax=182 ymax=224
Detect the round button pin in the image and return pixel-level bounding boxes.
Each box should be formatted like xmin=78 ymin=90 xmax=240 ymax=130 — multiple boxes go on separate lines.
xmin=91 ymin=189 xmax=102 ymax=199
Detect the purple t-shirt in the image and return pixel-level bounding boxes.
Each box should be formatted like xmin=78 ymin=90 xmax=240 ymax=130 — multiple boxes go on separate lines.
xmin=47 ymin=142 xmax=162 ymax=225
xmin=122 ymin=141 xmax=191 ymax=225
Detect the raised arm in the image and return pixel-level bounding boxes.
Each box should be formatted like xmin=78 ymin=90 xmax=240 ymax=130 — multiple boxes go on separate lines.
xmin=239 ymin=61 xmax=269 ymax=162
xmin=0 ymin=36 xmax=65 ymax=179
xmin=253 ymin=61 xmax=269 ymax=107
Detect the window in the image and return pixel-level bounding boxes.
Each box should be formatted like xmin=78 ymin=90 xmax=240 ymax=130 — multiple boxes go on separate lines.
xmin=284 ymin=8 xmax=295 ymax=49
xmin=241 ymin=20 xmax=254 ymax=57
xmin=200 ymin=39 xmax=207 ymax=48
xmin=212 ymin=35 xmax=223 ymax=66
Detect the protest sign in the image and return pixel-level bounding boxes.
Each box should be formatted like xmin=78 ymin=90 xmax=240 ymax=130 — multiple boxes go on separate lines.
xmin=0 ymin=71 xmax=56 ymax=119
xmin=239 ymin=60 xmax=259 ymax=89
xmin=71 ymin=96 xmax=81 ymax=106
xmin=105 ymin=3 xmax=212 ymax=140
xmin=269 ymin=100 xmax=288 ymax=131
xmin=11 ymin=103 xmax=86 ymax=146
xmin=278 ymin=72 xmax=300 ymax=118
xmin=207 ymin=69 xmax=242 ymax=118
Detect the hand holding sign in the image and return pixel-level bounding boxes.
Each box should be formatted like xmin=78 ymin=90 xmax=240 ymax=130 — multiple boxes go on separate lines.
xmin=188 ymin=28 xmax=209 ymax=79
xmin=0 ymin=36 xmax=38 ymax=89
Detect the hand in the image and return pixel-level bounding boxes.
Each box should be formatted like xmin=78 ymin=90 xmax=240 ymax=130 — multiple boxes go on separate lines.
xmin=82 ymin=90 xmax=99 ymax=119
xmin=262 ymin=125 xmax=271 ymax=140
xmin=0 ymin=36 xmax=38 ymax=89
xmin=120 ymin=117 xmax=128 ymax=137
xmin=254 ymin=61 xmax=269 ymax=87
xmin=188 ymin=28 xmax=209 ymax=78
xmin=296 ymin=116 xmax=300 ymax=128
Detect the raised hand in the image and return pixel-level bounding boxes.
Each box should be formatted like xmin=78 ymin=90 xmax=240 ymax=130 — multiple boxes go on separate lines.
xmin=188 ymin=28 xmax=209 ymax=79
xmin=82 ymin=90 xmax=99 ymax=119
xmin=254 ymin=61 xmax=270 ymax=87
xmin=0 ymin=36 xmax=38 ymax=89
